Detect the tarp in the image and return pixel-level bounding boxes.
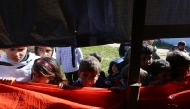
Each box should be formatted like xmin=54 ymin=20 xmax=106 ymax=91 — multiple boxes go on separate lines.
xmin=1 ymin=74 xmax=190 ymax=109
xmin=0 ymin=0 xmax=131 ymax=47
xmin=0 ymin=82 xmax=126 ymax=109
xmin=1 ymin=0 xmax=190 ymax=47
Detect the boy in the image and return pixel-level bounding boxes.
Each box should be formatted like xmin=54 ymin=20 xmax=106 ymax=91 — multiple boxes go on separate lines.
xmin=177 ymin=40 xmax=187 ymax=53
xmin=0 ymin=46 xmax=40 ymax=82
xmin=148 ymin=59 xmax=172 ymax=86
xmin=166 ymin=51 xmax=190 ymax=80
xmin=124 ymin=42 xmax=154 ymax=70
xmin=72 ymin=56 xmax=106 ymax=88
xmin=90 ymin=52 xmax=106 ymax=80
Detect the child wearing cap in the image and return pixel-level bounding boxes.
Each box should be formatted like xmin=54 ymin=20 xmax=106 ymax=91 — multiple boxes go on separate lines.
xmin=177 ymin=40 xmax=187 ymax=53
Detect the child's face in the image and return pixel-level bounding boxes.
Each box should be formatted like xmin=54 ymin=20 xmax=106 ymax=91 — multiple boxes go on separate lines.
xmin=174 ymin=46 xmax=178 ymax=51
xmin=112 ymin=64 xmax=119 ymax=74
xmin=144 ymin=40 xmax=154 ymax=45
xmin=141 ymin=54 xmax=152 ymax=71
xmin=178 ymin=45 xmax=185 ymax=51
xmin=78 ymin=71 xmax=99 ymax=87
xmin=37 ymin=46 xmax=53 ymax=57
xmin=4 ymin=47 xmax=27 ymax=62
xmin=156 ymin=70 xmax=172 ymax=83
xmin=31 ymin=69 xmax=50 ymax=83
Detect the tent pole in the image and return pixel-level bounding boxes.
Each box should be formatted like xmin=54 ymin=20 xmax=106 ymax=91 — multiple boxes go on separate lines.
xmin=127 ymin=0 xmax=147 ymax=109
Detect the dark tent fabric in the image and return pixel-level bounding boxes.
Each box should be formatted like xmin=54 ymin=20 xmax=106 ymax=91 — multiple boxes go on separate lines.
xmin=1 ymin=0 xmax=189 ymax=48
xmin=0 ymin=0 xmax=131 ymax=47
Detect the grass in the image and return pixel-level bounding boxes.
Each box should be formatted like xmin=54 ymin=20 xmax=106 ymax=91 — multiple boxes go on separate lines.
xmin=81 ymin=45 xmax=119 ymax=76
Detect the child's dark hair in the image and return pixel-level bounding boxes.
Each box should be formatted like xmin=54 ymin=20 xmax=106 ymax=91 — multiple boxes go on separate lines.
xmin=142 ymin=43 xmax=153 ymax=54
xmin=34 ymin=46 xmax=55 ymax=56
xmin=166 ymin=51 xmax=190 ymax=68
xmin=32 ymin=57 xmax=67 ymax=85
xmin=90 ymin=52 xmax=102 ymax=62
xmin=178 ymin=40 xmax=186 ymax=46
xmin=78 ymin=56 xmax=100 ymax=74
xmin=148 ymin=59 xmax=170 ymax=76
xmin=166 ymin=51 xmax=190 ymax=78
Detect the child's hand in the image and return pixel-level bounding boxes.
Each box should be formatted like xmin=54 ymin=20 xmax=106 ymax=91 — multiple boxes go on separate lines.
xmin=0 ymin=77 xmax=16 ymax=85
xmin=105 ymin=81 xmax=112 ymax=86
xmin=58 ymin=82 xmax=70 ymax=89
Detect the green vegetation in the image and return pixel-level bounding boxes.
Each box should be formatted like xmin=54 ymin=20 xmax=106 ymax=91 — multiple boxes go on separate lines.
xmin=81 ymin=45 xmax=119 ymax=76
xmin=152 ymin=41 xmax=173 ymax=49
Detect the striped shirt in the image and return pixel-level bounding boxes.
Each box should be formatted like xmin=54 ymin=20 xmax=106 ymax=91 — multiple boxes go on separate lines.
xmin=56 ymin=47 xmax=83 ymax=73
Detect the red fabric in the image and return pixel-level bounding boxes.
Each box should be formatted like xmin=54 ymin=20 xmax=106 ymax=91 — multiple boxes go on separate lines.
xmin=1 ymin=74 xmax=190 ymax=109
xmin=0 ymin=82 xmax=126 ymax=109
xmin=138 ymin=74 xmax=190 ymax=109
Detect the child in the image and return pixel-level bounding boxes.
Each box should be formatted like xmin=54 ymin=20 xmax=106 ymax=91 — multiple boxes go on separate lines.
xmin=90 ymin=52 xmax=106 ymax=80
xmin=171 ymin=45 xmax=178 ymax=51
xmin=124 ymin=43 xmax=154 ymax=70
xmin=69 ymin=56 xmax=106 ymax=88
xmin=35 ymin=46 xmax=56 ymax=58
xmin=0 ymin=46 xmax=40 ymax=82
xmin=0 ymin=57 xmax=68 ymax=85
xmin=140 ymin=43 xmax=154 ymax=71
xmin=110 ymin=65 xmax=148 ymax=91
xmin=177 ymin=40 xmax=187 ymax=53
xmin=148 ymin=59 xmax=172 ymax=86
xmin=166 ymin=51 xmax=190 ymax=80
xmin=31 ymin=57 xmax=67 ymax=85
xmin=107 ymin=58 xmax=124 ymax=79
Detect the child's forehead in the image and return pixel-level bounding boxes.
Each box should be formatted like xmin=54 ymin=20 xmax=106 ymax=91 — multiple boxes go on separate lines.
xmin=80 ymin=71 xmax=98 ymax=75
xmin=8 ymin=46 xmax=28 ymax=49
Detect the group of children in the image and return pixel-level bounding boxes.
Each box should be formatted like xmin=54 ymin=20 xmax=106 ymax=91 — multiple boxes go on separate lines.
xmin=0 ymin=40 xmax=190 ymax=90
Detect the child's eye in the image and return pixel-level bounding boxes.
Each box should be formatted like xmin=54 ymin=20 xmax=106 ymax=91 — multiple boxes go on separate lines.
xmin=46 ymin=50 xmax=52 ymax=53
xmin=9 ymin=48 xmax=15 ymax=51
xmin=38 ymin=49 xmax=43 ymax=52
xmin=18 ymin=48 xmax=24 ymax=52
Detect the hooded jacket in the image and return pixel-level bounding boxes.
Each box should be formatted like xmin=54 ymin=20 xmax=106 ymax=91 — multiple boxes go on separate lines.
xmin=0 ymin=53 xmax=40 ymax=82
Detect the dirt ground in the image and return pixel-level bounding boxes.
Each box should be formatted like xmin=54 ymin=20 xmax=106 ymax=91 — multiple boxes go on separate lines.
xmin=107 ymin=43 xmax=170 ymax=59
